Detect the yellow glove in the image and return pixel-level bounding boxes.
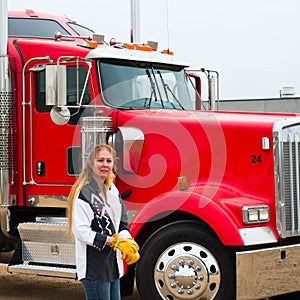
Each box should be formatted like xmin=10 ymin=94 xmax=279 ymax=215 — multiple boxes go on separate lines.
xmin=125 ymin=250 xmax=140 ymax=265
xmin=116 ymin=238 xmax=139 ymax=258
xmin=110 ymin=234 xmax=140 ymax=264
xmin=118 ymin=238 xmax=139 ymax=252
xmin=120 ymin=238 xmax=140 ymax=265
xmin=110 ymin=233 xmax=120 ymax=251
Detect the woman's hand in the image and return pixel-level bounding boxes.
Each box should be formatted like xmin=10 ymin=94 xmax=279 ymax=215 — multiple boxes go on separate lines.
xmin=106 ymin=236 xmax=114 ymax=246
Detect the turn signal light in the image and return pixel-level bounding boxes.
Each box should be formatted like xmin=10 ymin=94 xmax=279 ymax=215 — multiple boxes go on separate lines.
xmin=178 ymin=176 xmax=190 ymax=190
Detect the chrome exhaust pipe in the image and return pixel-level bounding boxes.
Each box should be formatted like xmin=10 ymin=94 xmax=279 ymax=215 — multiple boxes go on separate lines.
xmin=0 ymin=0 xmax=12 ymax=206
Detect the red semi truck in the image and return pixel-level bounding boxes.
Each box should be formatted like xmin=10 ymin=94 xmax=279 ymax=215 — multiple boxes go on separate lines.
xmin=1 ymin=8 xmax=300 ymax=300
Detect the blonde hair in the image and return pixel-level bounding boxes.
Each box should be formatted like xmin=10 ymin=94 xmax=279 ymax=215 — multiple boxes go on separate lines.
xmin=67 ymin=144 xmax=116 ymax=236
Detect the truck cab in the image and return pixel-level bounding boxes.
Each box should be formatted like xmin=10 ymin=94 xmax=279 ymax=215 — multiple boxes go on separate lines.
xmin=2 ymin=9 xmax=300 ymax=300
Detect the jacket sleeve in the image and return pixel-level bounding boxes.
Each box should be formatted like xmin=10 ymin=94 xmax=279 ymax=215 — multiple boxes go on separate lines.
xmin=72 ymin=197 xmax=108 ymax=251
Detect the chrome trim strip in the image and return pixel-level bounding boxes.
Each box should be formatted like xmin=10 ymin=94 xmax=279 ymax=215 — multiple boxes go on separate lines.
xmin=288 ymin=133 xmax=295 ymax=232
xmin=273 ymin=130 xmax=284 ymax=236
xmin=28 ymin=195 xmax=68 ymax=208
xmin=296 ymin=134 xmax=300 ymax=232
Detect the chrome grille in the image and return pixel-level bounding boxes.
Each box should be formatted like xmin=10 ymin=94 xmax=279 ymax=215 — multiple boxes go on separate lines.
xmin=274 ymin=118 xmax=300 ymax=238
xmin=80 ymin=116 xmax=113 ymax=166
xmin=282 ymin=141 xmax=300 ymax=234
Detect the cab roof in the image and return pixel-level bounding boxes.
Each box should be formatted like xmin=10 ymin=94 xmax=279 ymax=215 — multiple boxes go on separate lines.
xmin=8 ymin=9 xmax=93 ymax=38
xmin=87 ymin=45 xmax=189 ymax=68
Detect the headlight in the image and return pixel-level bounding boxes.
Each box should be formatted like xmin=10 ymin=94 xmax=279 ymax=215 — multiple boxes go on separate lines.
xmin=242 ymin=205 xmax=270 ymax=224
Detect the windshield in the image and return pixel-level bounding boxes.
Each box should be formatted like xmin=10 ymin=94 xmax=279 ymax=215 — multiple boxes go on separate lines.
xmin=97 ymin=59 xmax=195 ymax=110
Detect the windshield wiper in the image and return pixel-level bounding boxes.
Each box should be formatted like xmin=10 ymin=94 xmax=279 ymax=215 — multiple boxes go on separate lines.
xmin=157 ymin=70 xmax=169 ymax=102
xmin=151 ymin=67 xmax=164 ymax=108
xmin=157 ymin=70 xmax=185 ymax=110
xmin=145 ymin=69 xmax=157 ymax=108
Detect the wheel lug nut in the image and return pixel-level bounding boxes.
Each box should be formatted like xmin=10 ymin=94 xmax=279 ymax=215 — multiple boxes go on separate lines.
xmin=195 ymin=265 xmax=201 ymax=271
xmin=171 ymin=264 xmax=177 ymax=270
xmin=171 ymin=282 xmax=177 ymax=288
xmin=188 ymin=259 xmax=194 ymax=265
xmin=197 ymin=274 xmax=204 ymax=280
xmin=187 ymin=288 xmax=193 ymax=295
xmin=194 ymin=283 xmax=200 ymax=289
xmin=168 ymin=272 xmax=174 ymax=279
xmin=178 ymin=259 xmax=184 ymax=265
xmin=178 ymin=287 xmax=184 ymax=294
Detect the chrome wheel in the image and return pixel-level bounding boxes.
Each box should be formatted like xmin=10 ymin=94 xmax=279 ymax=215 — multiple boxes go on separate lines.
xmin=154 ymin=242 xmax=220 ymax=299
xmin=136 ymin=222 xmax=235 ymax=300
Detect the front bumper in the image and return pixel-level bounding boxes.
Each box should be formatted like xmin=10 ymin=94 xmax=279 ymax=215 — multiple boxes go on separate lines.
xmin=236 ymin=243 xmax=300 ymax=299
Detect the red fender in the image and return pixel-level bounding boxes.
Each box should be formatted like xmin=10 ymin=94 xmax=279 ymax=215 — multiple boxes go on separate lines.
xmin=128 ymin=190 xmax=278 ymax=246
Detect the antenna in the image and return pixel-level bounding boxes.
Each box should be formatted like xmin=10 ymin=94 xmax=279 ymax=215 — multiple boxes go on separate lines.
xmin=166 ymin=0 xmax=170 ymax=53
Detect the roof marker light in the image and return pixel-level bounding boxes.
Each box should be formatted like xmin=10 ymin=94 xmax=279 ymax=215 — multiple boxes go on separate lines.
xmin=162 ymin=49 xmax=174 ymax=55
xmin=26 ymin=9 xmax=38 ymax=18
xmin=85 ymin=39 xmax=98 ymax=48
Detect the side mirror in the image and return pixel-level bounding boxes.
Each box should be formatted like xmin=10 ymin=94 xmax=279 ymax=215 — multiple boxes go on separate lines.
xmin=45 ymin=65 xmax=67 ymax=106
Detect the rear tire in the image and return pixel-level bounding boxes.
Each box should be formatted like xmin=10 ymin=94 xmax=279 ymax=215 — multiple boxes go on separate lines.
xmin=136 ymin=222 xmax=235 ymax=300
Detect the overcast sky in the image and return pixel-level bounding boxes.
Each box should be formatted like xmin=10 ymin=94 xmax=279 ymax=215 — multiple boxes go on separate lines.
xmin=7 ymin=0 xmax=300 ymax=99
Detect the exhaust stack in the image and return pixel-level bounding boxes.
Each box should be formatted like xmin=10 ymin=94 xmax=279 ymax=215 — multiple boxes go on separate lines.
xmin=0 ymin=0 xmax=9 ymax=90
xmin=0 ymin=0 xmax=12 ymax=206
xmin=130 ymin=0 xmax=141 ymax=43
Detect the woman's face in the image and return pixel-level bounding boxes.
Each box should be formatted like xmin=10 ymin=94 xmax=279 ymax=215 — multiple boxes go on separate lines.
xmin=92 ymin=147 xmax=113 ymax=182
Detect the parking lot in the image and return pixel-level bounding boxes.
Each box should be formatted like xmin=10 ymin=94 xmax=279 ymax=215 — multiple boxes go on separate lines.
xmin=1 ymin=263 xmax=300 ymax=300
xmin=0 ymin=263 xmax=140 ymax=300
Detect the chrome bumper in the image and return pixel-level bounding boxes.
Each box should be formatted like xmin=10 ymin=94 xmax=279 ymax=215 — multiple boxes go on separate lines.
xmin=236 ymin=243 xmax=300 ymax=299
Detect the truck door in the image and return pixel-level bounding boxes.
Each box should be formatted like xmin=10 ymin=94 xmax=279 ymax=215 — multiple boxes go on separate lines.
xmin=24 ymin=64 xmax=91 ymax=186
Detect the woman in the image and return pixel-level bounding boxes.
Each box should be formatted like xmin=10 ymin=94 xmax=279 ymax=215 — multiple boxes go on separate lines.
xmin=67 ymin=144 xmax=135 ymax=300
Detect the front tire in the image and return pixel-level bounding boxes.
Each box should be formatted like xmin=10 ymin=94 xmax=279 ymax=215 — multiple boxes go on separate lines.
xmin=136 ymin=222 xmax=235 ymax=300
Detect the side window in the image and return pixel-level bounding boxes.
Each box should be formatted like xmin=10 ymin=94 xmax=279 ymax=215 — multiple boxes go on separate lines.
xmin=67 ymin=22 xmax=94 ymax=37
xmin=36 ymin=70 xmax=49 ymax=112
xmin=187 ymin=75 xmax=197 ymax=109
xmin=8 ymin=18 xmax=71 ymax=38
xmin=65 ymin=66 xmax=90 ymax=106
xmin=36 ymin=65 xmax=91 ymax=123
xmin=67 ymin=146 xmax=81 ymax=176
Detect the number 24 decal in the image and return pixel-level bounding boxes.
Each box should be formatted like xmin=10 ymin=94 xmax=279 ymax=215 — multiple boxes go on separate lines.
xmin=251 ymin=154 xmax=262 ymax=164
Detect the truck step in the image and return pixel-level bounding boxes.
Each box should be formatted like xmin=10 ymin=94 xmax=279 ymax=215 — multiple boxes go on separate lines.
xmin=8 ymin=264 xmax=77 ymax=279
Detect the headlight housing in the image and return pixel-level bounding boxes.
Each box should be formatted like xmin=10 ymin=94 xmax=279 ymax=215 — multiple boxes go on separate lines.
xmin=242 ymin=205 xmax=270 ymax=224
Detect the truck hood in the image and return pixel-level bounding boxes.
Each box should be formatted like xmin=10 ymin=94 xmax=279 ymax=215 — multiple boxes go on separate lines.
xmin=115 ymin=108 xmax=299 ymax=203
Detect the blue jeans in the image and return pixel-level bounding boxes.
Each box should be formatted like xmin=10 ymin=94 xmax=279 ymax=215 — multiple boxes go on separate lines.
xmin=80 ymin=278 xmax=121 ymax=300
